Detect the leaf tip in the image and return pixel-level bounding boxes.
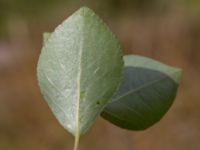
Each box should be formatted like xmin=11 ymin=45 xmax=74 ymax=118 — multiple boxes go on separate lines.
xmin=76 ymin=6 xmax=95 ymax=16
xmin=173 ymin=67 xmax=183 ymax=84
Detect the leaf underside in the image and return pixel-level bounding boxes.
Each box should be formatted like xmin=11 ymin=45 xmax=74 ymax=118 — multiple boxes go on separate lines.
xmin=101 ymin=55 xmax=182 ymax=130
xmin=37 ymin=6 xmax=123 ymax=137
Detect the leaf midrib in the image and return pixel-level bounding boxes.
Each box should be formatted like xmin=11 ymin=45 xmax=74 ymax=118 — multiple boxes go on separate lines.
xmin=74 ymin=10 xmax=85 ymax=148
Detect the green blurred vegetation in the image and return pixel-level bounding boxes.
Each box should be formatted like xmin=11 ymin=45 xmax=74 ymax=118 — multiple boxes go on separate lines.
xmin=1 ymin=0 xmax=200 ymax=38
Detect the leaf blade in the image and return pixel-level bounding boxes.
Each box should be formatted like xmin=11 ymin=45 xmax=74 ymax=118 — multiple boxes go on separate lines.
xmin=101 ymin=55 xmax=182 ymax=130
xmin=37 ymin=6 xmax=123 ymax=136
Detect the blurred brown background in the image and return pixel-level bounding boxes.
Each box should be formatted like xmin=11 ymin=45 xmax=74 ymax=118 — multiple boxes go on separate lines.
xmin=0 ymin=0 xmax=200 ymax=150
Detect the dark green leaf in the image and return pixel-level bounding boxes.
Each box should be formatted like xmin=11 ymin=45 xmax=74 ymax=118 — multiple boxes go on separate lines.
xmin=101 ymin=55 xmax=182 ymax=130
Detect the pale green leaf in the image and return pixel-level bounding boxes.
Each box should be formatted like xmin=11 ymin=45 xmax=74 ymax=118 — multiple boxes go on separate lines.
xmin=101 ymin=55 xmax=182 ymax=130
xmin=37 ymin=6 xmax=123 ymax=138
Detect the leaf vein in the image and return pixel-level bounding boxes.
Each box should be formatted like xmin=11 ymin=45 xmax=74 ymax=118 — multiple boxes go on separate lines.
xmin=113 ymin=76 xmax=168 ymax=102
